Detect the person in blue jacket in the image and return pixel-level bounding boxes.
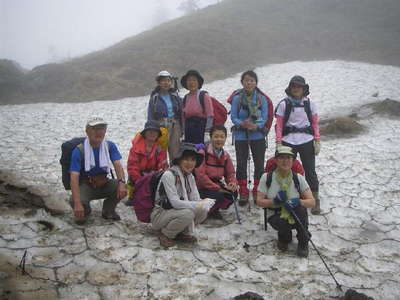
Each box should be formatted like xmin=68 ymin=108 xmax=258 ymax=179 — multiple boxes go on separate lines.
xmin=230 ymin=70 xmax=269 ymax=206
xmin=147 ymin=70 xmax=182 ymax=162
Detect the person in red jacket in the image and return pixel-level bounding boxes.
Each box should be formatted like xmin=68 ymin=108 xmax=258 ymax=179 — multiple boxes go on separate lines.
xmin=126 ymin=121 xmax=168 ymax=205
xmin=195 ymin=125 xmax=238 ymax=219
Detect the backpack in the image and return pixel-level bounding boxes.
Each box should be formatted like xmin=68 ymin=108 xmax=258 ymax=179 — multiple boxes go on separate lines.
xmin=275 ymin=98 xmax=313 ymax=136
xmin=183 ymin=91 xmax=228 ymax=126
xmin=226 ymin=87 xmax=274 ymax=134
xmin=132 ymin=168 xmax=180 ymax=223
xmin=60 ymin=138 xmax=113 ymax=190
xmin=60 ymin=137 xmax=86 ymax=190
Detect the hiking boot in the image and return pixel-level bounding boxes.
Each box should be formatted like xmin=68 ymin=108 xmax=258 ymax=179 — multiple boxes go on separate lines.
xmin=158 ymin=232 xmax=176 ymax=248
xmin=175 ymin=233 xmax=198 ymax=243
xmin=208 ymin=210 xmax=223 ymax=220
xmin=311 ymin=191 xmax=321 ymax=215
xmin=238 ymin=194 xmax=249 ymax=206
xmin=277 ymin=240 xmax=288 ymax=252
xmin=297 ymin=243 xmax=309 ymax=258
xmin=102 ymin=211 xmax=121 ymax=221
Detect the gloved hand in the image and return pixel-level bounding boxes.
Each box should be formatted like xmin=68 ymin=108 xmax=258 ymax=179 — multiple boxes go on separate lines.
xmin=283 ymin=197 xmax=300 ymax=210
xmin=314 ymin=139 xmax=321 ymax=156
xmin=273 ymin=190 xmax=287 ymax=205
xmin=240 ymin=119 xmax=253 ymax=130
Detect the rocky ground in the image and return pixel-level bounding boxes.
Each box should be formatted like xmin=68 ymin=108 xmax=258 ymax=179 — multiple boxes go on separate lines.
xmin=0 ymin=61 xmax=399 ymax=299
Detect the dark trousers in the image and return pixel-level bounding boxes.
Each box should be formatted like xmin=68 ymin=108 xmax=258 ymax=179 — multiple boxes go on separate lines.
xmin=283 ymin=140 xmax=319 ymax=192
xmin=198 ymin=189 xmax=235 ymax=213
xmin=268 ymin=206 xmax=309 ymax=245
xmin=184 ymin=117 xmax=206 ymax=144
xmin=235 ymin=139 xmax=266 ymax=181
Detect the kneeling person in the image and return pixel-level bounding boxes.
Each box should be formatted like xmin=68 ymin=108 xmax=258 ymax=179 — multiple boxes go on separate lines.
xmin=70 ymin=117 xmax=127 ymax=224
xmin=151 ymin=143 xmax=215 ymax=248
xmin=256 ymin=146 xmax=315 ymax=257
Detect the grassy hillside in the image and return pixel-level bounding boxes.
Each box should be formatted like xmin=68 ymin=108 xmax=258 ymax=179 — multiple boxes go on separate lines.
xmin=1 ymin=0 xmax=400 ymax=104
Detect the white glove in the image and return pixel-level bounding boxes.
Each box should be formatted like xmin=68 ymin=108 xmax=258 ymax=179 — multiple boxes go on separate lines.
xmin=314 ymin=139 xmax=321 ymax=156
xmin=196 ymin=198 xmax=216 ymax=212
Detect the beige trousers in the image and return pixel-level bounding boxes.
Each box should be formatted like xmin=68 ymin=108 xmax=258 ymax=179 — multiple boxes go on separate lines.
xmin=151 ymin=206 xmax=208 ymax=239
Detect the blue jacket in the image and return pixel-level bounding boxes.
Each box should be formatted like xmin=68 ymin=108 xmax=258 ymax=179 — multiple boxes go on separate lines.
xmin=147 ymin=88 xmax=182 ymax=124
xmin=230 ymin=89 xmax=268 ymax=141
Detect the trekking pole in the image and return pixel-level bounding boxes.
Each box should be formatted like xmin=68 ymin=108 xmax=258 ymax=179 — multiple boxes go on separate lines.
xmin=246 ymin=130 xmax=252 ymax=213
xmin=287 ymin=205 xmax=343 ymax=291
xmin=232 ymin=192 xmax=241 ymax=224
xmin=263 ymin=208 xmax=268 ymax=231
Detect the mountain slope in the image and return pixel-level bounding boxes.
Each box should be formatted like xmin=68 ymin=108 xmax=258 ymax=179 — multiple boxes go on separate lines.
xmin=1 ymin=0 xmax=400 ymax=104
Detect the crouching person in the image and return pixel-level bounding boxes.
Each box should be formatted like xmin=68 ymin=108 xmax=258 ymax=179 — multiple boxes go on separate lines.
xmin=151 ymin=143 xmax=215 ymax=248
xmin=195 ymin=125 xmax=238 ymax=220
xmin=256 ymin=146 xmax=315 ymax=257
xmin=70 ymin=117 xmax=127 ymax=224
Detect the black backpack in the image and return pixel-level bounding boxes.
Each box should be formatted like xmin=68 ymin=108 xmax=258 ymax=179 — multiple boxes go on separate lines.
xmin=60 ymin=138 xmax=113 ymax=190
xmin=60 ymin=137 xmax=85 ymax=190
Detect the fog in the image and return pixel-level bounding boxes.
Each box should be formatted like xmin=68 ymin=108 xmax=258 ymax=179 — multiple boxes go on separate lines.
xmin=0 ymin=0 xmax=218 ymax=70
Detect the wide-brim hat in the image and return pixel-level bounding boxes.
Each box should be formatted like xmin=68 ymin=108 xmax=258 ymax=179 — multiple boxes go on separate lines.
xmin=172 ymin=142 xmax=203 ymax=168
xmin=156 ymin=70 xmax=172 ymax=82
xmin=180 ymin=70 xmax=204 ymax=89
xmin=141 ymin=121 xmax=162 ymax=137
xmin=285 ymin=75 xmax=310 ymax=97
xmin=275 ymin=146 xmax=295 ymax=158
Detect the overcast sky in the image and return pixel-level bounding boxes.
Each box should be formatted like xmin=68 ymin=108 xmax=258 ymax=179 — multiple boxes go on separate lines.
xmin=0 ymin=0 xmax=218 ymax=70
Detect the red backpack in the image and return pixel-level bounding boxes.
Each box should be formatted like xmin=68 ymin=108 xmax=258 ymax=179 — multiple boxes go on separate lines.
xmin=226 ymin=87 xmax=274 ymax=133
xmin=183 ymin=91 xmax=227 ymax=126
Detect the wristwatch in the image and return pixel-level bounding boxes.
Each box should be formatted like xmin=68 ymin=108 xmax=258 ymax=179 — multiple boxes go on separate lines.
xmin=118 ymin=179 xmax=126 ymax=184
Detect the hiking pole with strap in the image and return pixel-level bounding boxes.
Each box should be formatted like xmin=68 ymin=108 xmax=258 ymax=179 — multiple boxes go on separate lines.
xmin=232 ymin=192 xmax=241 ymax=224
xmin=246 ymin=130 xmax=252 ymax=212
xmin=263 ymin=208 xmax=268 ymax=230
xmin=286 ymin=205 xmax=343 ymax=291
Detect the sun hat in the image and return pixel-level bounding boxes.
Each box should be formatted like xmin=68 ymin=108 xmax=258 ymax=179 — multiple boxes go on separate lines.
xmin=172 ymin=142 xmax=203 ymax=168
xmin=180 ymin=70 xmax=204 ymax=89
xmin=285 ymin=75 xmax=310 ymax=97
xmin=156 ymin=70 xmax=172 ymax=82
xmin=141 ymin=120 xmax=162 ymax=137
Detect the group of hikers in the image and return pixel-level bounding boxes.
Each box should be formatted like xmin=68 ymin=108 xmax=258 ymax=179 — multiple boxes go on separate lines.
xmin=66 ymin=69 xmax=321 ymax=258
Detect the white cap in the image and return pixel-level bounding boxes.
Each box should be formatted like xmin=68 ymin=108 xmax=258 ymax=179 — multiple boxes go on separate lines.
xmin=156 ymin=70 xmax=172 ymax=81
xmin=86 ymin=117 xmax=107 ymax=128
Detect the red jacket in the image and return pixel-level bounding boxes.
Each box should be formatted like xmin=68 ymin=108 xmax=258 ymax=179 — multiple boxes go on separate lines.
xmin=195 ymin=144 xmax=237 ymax=191
xmin=127 ymin=134 xmax=168 ymax=183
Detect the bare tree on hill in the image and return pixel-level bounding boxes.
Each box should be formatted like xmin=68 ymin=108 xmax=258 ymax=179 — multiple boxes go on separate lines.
xmin=178 ymin=0 xmax=199 ymax=14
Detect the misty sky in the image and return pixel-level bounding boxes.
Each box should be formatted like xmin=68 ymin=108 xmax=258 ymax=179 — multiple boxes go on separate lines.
xmin=0 ymin=0 xmax=218 ymax=70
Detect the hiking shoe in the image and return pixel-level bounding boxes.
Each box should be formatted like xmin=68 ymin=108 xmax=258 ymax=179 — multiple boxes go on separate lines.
xmin=311 ymin=192 xmax=321 ymax=215
xmin=277 ymin=240 xmax=288 ymax=252
xmin=238 ymin=194 xmax=249 ymax=206
xmin=175 ymin=233 xmax=198 ymax=243
xmin=101 ymin=212 xmax=121 ymax=221
xmin=158 ymin=232 xmax=176 ymax=248
xmin=208 ymin=210 xmax=223 ymax=220
xmin=297 ymin=243 xmax=309 ymax=258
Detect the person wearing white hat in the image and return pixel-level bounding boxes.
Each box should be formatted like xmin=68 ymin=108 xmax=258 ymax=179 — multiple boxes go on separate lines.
xmin=256 ymin=146 xmax=315 ymax=257
xmin=69 ymin=117 xmax=127 ymax=224
xmin=147 ymin=70 xmax=182 ymax=162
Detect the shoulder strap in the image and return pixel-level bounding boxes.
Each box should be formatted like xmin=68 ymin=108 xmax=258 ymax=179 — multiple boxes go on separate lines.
xmin=283 ymin=98 xmax=292 ymax=126
xmin=182 ymin=94 xmax=187 ymax=109
xmin=266 ymin=171 xmax=273 ymax=189
xmin=292 ymin=171 xmax=301 ymax=194
xmin=199 ymin=90 xmax=206 ymax=114
xmin=205 ymin=151 xmax=227 ymax=168
xmin=303 ymin=99 xmax=313 ymax=125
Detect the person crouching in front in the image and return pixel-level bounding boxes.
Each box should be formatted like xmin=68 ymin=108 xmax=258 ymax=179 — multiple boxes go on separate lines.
xmin=256 ymin=146 xmax=315 ymax=257
xmin=151 ymin=143 xmax=215 ymax=248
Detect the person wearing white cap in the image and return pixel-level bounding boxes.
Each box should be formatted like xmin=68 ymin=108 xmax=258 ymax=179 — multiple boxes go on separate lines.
xmin=69 ymin=117 xmax=127 ymax=224
xmin=256 ymin=146 xmax=315 ymax=257
xmin=147 ymin=70 xmax=182 ymax=162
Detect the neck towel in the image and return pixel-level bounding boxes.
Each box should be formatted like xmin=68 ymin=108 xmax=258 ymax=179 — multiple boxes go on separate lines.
xmin=84 ymin=138 xmax=112 ymax=173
